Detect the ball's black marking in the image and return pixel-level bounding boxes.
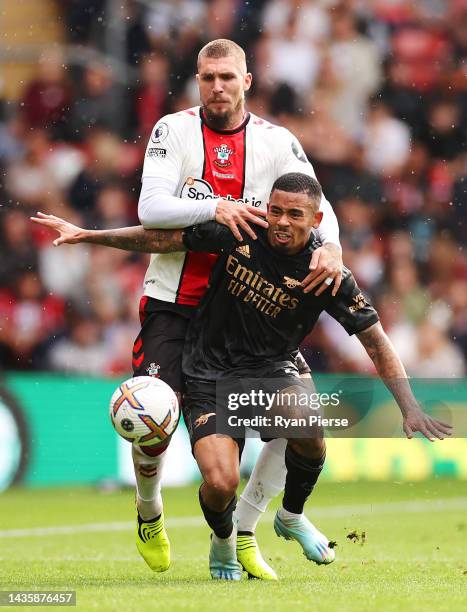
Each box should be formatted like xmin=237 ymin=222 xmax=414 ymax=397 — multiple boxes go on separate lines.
xmin=121 ymin=418 xmax=134 ymax=432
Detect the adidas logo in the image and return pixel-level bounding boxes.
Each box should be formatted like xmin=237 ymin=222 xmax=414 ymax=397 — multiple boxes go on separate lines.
xmin=236 ymin=244 xmax=250 ymax=258
xmin=283 ymin=276 xmax=301 ymax=289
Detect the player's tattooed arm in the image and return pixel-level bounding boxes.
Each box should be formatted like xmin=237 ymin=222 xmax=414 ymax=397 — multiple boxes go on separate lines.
xmin=357 ymin=322 xmax=452 ymax=441
xmin=30 ymin=212 xmax=186 ymax=253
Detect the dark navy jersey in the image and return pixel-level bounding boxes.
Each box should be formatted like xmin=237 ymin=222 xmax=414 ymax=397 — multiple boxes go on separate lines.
xmin=182 ymin=222 xmax=379 ymax=381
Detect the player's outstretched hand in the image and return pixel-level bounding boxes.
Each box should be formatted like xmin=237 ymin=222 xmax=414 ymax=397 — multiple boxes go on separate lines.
xmin=215 ymin=199 xmax=268 ymax=241
xmin=403 ymin=408 xmax=453 ymax=441
xmin=302 ymin=243 xmax=343 ymax=296
xmin=31 ymin=212 xmax=85 ymax=246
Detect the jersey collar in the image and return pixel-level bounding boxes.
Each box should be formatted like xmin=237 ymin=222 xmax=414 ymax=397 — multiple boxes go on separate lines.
xmin=200 ymin=107 xmax=251 ymax=134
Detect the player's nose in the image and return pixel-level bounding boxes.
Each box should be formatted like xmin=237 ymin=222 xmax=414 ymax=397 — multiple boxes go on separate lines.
xmin=212 ymin=78 xmax=224 ymax=93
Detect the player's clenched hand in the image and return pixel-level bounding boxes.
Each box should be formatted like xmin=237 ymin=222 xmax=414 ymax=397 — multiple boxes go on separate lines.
xmin=215 ymin=199 xmax=268 ymax=241
xmin=30 ymin=212 xmax=86 ymax=246
xmin=302 ymin=243 xmax=343 ymax=296
xmin=403 ymin=408 xmax=453 ymax=441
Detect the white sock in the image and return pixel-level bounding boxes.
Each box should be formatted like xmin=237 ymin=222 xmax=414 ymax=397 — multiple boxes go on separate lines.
xmin=235 ymin=438 xmax=287 ymax=533
xmin=277 ymin=506 xmax=302 ymax=521
xmin=212 ymin=529 xmax=236 ymax=546
xmin=211 ymin=527 xmax=237 ymax=560
xmin=132 ymin=444 xmax=168 ymax=520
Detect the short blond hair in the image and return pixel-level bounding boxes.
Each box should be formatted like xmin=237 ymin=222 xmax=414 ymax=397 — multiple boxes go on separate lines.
xmin=197 ymin=39 xmax=247 ymax=72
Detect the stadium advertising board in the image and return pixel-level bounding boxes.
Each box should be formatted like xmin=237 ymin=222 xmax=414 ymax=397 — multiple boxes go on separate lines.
xmin=2 ymin=374 xmax=466 ymax=490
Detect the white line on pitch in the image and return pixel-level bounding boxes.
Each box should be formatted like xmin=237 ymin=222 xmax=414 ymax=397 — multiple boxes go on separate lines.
xmin=0 ymin=497 xmax=466 ymax=539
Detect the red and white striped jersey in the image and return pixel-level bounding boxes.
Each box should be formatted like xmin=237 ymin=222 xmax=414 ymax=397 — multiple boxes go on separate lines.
xmin=141 ymin=106 xmax=339 ymax=306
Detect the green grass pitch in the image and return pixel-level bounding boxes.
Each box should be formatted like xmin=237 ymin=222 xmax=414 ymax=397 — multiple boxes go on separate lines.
xmin=0 ymin=480 xmax=466 ymax=611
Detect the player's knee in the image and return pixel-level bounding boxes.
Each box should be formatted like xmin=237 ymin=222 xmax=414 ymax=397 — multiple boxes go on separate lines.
xmin=204 ymin=467 xmax=239 ymax=499
xmin=289 ymin=437 xmax=325 ymax=459
xmin=135 ymin=441 xmax=170 ymax=458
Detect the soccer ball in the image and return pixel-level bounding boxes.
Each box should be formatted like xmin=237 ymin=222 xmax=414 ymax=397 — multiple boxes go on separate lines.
xmin=109 ymin=376 xmax=179 ymax=446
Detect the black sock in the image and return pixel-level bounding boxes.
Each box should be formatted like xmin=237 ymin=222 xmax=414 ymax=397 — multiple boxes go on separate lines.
xmin=198 ymin=487 xmax=237 ymax=539
xmin=137 ymin=512 xmax=161 ymax=524
xmin=283 ymin=446 xmax=325 ymax=514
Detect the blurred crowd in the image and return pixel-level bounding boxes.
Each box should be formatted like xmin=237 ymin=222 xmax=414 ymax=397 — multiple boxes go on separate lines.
xmin=0 ymin=0 xmax=466 ymax=377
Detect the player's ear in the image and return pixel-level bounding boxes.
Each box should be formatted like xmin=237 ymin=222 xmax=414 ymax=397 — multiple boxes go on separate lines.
xmin=244 ymin=72 xmax=252 ymax=92
xmin=312 ymin=211 xmax=323 ymax=229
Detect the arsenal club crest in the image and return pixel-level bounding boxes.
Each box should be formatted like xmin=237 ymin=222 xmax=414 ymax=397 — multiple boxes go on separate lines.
xmin=214 ymin=144 xmax=234 ymax=168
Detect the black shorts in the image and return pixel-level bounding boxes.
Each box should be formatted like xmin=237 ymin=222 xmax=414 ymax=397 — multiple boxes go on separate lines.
xmin=132 ymin=297 xmax=311 ymax=393
xmin=183 ymin=370 xmax=317 ymax=450
xmin=132 ymin=297 xmax=194 ymax=393
xmin=182 ymin=379 xmax=246 ymax=454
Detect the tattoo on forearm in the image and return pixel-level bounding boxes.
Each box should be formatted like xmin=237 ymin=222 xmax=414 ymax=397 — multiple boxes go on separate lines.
xmin=357 ymin=323 xmax=404 ymax=377
xmin=87 ymin=226 xmax=185 ymax=253
xmin=357 ymin=323 xmax=417 ymax=414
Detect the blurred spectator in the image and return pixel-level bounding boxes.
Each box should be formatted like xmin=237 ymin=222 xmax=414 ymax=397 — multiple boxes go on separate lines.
xmin=124 ymin=1 xmax=151 ymax=65
xmin=0 ymin=116 xmax=26 ymax=165
xmin=63 ymin=0 xmax=106 ymax=45
xmin=327 ymin=7 xmax=382 ymax=137
xmin=450 ymin=152 xmax=467 ymax=244
xmin=145 ymin=0 xmax=205 ymax=50
xmin=262 ymin=0 xmax=330 ymax=44
xmin=131 ymin=53 xmax=170 ymax=139
xmin=378 ymin=60 xmax=427 ymax=134
xmin=447 ymin=280 xmax=467 ymax=360
xmin=428 ymin=234 xmax=466 ymax=291
xmin=0 ymin=210 xmax=38 ymax=287
xmin=384 ymin=142 xmax=430 ymax=219
xmin=408 ymin=319 xmax=466 ymax=377
xmin=205 ymin=0 xmax=240 ymax=39
xmin=0 ymin=271 xmax=65 ymax=369
xmin=70 ymin=62 xmax=124 ymax=139
xmin=20 ymin=47 xmax=73 ymax=140
xmin=68 ymin=128 xmax=125 ymax=218
xmin=6 ymin=128 xmax=84 ymax=208
xmin=337 ymin=196 xmax=384 ymax=290
xmin=300 ymin=86 xmax=355 ymax=165
xmin=256 ymin=5 xmax=322 ymax=93
xmin=375 ymin=291 xmax=418 ymax=367
xmin=93 ymin=183 xmax=133 ymax=229
xmin=363 ymin=98 xmax=411 ymax=176
xmin=38 ymin=208 xmax=91 ymax=302
xmin=390 ymin=25 xmax=451 ymax=93
xmin=387 ymin=260 xmax=430 ymax=324
xmin=421 ymin=98 xmax=465 ymax=161
xmin=48 ymin=315 xmax=109 ymax=374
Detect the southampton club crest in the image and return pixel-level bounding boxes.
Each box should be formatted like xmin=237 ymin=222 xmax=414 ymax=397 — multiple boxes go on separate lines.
xmin=146 ymin=362 xmax=161 ymax=377
xmin=214 ymin=144 xmax=234 ymax=168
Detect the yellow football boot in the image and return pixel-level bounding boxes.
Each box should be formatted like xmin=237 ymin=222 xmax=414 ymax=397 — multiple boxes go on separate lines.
xmin=237 ymin=534 xmax=278 ymax=580
xmin=136 ymin=512 xmax=170 ymax=572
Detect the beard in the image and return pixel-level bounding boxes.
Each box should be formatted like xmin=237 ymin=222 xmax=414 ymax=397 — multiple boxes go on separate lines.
xmin=202 ymin=96 xmax=244 ymax=130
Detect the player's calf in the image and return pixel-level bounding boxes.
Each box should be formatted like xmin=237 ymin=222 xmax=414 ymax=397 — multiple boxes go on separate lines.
xmin=194 ymin=435 xmax=242 ymax=579
xmin=132 ymin=443 xmax=171 ymax=572
xmin=199 ymin=490 xmax=242 ymax=580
